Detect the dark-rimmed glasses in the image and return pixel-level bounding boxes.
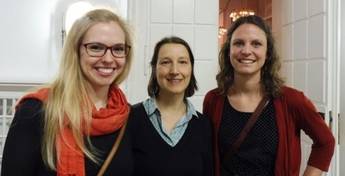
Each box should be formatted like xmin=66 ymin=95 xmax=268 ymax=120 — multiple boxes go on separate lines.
xmin=83 ymin=42 xmax=131 ymax=58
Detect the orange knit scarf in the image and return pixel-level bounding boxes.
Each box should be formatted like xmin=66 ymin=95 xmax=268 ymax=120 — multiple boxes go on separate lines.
xmin=18 ymin=86 xmax=129 ymax=176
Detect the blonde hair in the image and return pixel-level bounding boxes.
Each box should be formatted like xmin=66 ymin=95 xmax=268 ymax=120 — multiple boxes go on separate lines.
xmin=42 ymin=9 xmax=133 ymax=170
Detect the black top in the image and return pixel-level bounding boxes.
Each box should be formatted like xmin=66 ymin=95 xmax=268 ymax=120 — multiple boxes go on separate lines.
xmin=128 ymin=103 xmax=214 ymax=176
xmin=1 ymin=99 xmax=133 ymax=176
xmin=219 ymin=99 xmax=278 ymax=176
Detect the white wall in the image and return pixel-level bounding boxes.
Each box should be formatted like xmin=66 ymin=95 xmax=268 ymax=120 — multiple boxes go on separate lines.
xmin=0 ymin=0 xmax=219 ymax=111
xmin=275 ymin=0 xmax=337 ymax=175
xmin=0 ymin=0 xmax=54 ymax=83
xmin=279 ymin=0 xmax=328 ymax=112
xmin=0 ymin=0 xmax=129 ymax=85
xmin=127 ymin=0 xmax=218 ymax=110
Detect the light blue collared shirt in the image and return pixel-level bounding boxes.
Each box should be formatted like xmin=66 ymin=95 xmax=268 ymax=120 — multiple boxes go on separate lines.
xmin=142 ymin=97 xmax=199 ymax=147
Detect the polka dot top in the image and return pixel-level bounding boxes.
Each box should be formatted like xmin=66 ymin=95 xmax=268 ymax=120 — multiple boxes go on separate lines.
xmin=219 ymin=98 xmax=278 ymax=176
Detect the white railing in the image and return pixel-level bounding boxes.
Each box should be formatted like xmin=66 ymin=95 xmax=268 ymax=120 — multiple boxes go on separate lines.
xmin=0 ymin=92 xmax=24 ymax=172
xmin=0 ymin=83 xmax=40 ymax=173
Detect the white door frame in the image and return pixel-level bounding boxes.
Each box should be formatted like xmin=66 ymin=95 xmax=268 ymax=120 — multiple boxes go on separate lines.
xmin=328 ymin=0 xmax=341 ymax=175
xmin=336 ymin=0 xmax=345 ymax=175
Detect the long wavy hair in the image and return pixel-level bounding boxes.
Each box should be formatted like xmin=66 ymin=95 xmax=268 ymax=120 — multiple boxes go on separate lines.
xmin=217 ymin=15 xmax=284 ymax=97
xmin=42 ymin=9 xmax=133 ymax=170
xmin=147 ymin=36 xmax=198 ymax=98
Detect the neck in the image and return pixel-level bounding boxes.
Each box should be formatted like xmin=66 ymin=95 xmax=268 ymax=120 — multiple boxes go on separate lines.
xmin=87 ymin=85 xmax=110 ymax=110
xmin=155 ymin=92 xmax=186 ymax=113
xmin=230 ymin=73 xmax=263 ymax=97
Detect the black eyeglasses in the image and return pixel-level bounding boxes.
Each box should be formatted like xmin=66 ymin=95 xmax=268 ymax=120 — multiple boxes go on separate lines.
xmin=83 ymin=42 xmax=131 ymax=58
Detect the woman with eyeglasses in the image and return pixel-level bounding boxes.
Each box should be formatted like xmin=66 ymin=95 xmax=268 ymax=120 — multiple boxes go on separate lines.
xmin=129 ymin=36 xmax=213 ymax=176
xmin=2 ymin=9 xmax=133 ymax=176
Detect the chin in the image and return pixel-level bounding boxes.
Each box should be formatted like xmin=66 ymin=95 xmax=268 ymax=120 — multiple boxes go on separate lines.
xmin=167 ymin=89 xmax=185 ymax=95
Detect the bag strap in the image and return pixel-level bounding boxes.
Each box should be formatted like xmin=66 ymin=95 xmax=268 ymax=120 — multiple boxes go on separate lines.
xmin=224 ymin=96 xmax=269 ymax=161
xmin=97 ymin=120 xmax=128 ymax=176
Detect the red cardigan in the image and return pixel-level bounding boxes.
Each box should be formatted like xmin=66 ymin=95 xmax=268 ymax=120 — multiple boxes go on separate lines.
xmin=203 ymin=86 xmax=335 ymax=176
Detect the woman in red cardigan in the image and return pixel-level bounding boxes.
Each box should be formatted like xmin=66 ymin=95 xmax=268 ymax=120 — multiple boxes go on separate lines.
xmin=203 ymin=15 xmax=335 ymax=176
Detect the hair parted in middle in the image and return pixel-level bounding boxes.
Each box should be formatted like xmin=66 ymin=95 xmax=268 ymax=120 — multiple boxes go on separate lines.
xmin=147 ymin=36 xmax=198 ymax=98
xmin=217 ymin=15 xmax=284 ymax=97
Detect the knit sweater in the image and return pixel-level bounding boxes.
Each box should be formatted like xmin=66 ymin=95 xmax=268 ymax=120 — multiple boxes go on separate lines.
xmin=1 ymin=99 xmax=133 ymax=176
xmin=129 ymin=103 xmax=214 ymax=176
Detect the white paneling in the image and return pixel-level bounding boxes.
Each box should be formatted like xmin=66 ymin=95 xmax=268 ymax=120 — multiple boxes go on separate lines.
xmin=194 ymin=61 xmax=217 ymax=96
xmin=308 ymin=0 xmax=325 ymax=16
xmin=194 ymin=25 xmax=218 ymax=59
xmin=281 ymin=0 xmax=293 ymax=25
xmin=189 ymin=95 xmax=204 ymax=112
xmin=293 ymin=62 xmax=307 ymax=92
xmin=293 ymin=0 xmax=308 ymax=21
xmin=281 ymin=25 xmax=293 ymax=60
xmin=136 ymin=0 xmax=218 ymax=110
xmin=293 ymin=20 xmax=308 ymax=59
xmin=173 ymin=0 xmax=194 ymax=23
xmin=281 ymin=62 xmax=294 ymax=86
xmin=307 ymin=60 xmax=325 ymax=103
xmin=308 ymin=14 xmax=325 ymax=59
xmin=150 ymin=24 xmax=173 ymax=47
xmin=173 ymin=25 xmax=194 ymax=50
xmin=126 ymin=0 xmax=149 ymax=103
xmin=195 ymin=0 xmax=217 ymax=24
xmin=279 ymin=0 xmax=333 ymax=174
xmin=150 ymin=0 xmax=172 ymax=23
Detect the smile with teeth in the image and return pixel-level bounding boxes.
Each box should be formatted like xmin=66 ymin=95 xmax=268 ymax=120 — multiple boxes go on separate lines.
xmin=95 ymin=67 xmax=115 ymax=75
xmin=238 ymin=59 xmax=255 ymax=64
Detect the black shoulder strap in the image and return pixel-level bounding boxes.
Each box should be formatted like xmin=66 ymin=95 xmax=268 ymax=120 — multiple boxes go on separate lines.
xmin=223 ymin=97 xmax=269 ymax=163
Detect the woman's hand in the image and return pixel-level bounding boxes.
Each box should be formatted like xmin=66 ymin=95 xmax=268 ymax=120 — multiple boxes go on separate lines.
xmin=303 ymin=165 xmax=323 ymax=176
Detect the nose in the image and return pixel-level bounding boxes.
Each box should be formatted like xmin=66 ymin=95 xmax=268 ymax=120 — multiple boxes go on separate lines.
xmin=240 ymin=44 xmax=251 ymax=56
xmin=102 ymin=49 xmax=114 ymax=63
xmin=169 ymin=62 xmax=179 ymax=75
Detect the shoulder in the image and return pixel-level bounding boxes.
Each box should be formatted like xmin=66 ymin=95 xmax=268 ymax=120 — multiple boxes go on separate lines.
xmin=130 ymin=102 xmax=145 ymax=114
xmin=280 ymin=86 xmax=307 ymax=101
xmin=204 ymin=88 xmax=223 ymax=105
xmin=278 ymin=86 xmax=306 ymax=104
xmin=280 ymin=86 xmax=304 ymax=97
xmin=277 ymin=86 xmax=317 ymax=112
xmin=15 ymin=98 xmax=44 ymax=121
xmin=191 ymin=112 xmax=213 ymax=139
xmin=195 ymin=111 xmax=206 ymax=121
xmin=205 ymin=88 xmax=221 ymax=98
xmin=194 ymin=111 xmax=212 ymax=127
xmin=127 ymin=102 xmax=146 ymax=127
xmin=195 ymin=111 xmax=208 ymax=119
xmin=7 ymin=98 xmax=44 ymax=138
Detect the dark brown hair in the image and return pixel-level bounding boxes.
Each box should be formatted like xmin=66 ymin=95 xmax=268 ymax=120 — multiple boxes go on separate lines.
xmin=217 ymin=15 xmax=284 ymax=97
xmin=147 ymin=36 xmax=198 ymax=98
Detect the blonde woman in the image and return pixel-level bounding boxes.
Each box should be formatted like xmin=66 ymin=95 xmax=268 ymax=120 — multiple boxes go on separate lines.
xmin=2 ymin=9 xmax=133 ymax=176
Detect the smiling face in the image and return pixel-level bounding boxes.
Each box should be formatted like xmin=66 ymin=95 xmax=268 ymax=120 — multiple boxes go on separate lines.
xmin=156 ymin=43 xmax=192 ymax=97
xmin=79 ymin=21 xmax=126 ymax=91
xmin=230 ymin=23 xmax=267 ymax=79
